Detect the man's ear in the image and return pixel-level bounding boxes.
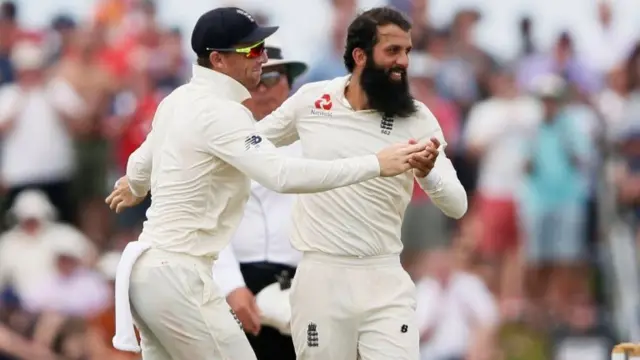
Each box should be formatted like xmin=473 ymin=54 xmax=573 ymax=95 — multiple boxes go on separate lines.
xmin=352 ymin=48 xmax=367 ymax=68
xmin=209 ymin=52 xmax=224 ymax=69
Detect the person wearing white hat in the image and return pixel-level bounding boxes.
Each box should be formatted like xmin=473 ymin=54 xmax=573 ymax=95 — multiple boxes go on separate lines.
xmin=0 ymin=189 xmax=96 ymax=303
xmin=19 ymin=234 xmax=111 ymax=317
xmin=212 ymin=41 xmax=307 ymax=360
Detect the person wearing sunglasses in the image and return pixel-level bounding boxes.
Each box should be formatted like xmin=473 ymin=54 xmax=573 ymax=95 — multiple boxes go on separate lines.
xmin=212 ymin=42 xmax=307 ymax=360
xmin=105 ymin=6 xmax=434 ymax=360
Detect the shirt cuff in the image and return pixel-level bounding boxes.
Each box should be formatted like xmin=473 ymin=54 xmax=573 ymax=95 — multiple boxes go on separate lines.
xmin=214 ymin=268 xmax=247 ymax=298
xmin=420 ymin=170 xmax=443 ymax=192
xmin=364 ymin=154 xmax=381 ymax=176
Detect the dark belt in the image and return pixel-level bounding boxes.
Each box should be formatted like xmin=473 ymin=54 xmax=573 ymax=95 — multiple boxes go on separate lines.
xmin=239 ymin=261 xmax=297 ymax=295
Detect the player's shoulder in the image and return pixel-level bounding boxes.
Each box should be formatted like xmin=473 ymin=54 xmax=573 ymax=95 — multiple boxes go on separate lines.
xmin=178 ymin=84 xmax=252 ymax=119
xmin=291 ymin=75 xmax=349 ymax=102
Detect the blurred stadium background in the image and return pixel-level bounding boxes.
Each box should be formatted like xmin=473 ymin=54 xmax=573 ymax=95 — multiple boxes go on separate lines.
xmin=0 ymin=0 xmax=640 ymax=359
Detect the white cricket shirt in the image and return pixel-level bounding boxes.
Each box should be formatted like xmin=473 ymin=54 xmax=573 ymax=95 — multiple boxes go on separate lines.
xmin=257 ymin=75 xmax=468 ymax=257
xmin=213 ymin=142 xmax=303 ymax=296
xmin=125 ymin=65 xmax=382 ymax=257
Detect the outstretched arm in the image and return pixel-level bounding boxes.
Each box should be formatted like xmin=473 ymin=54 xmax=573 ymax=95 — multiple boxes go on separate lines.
xmin=204 ymin=105 xmax=423 ymax=193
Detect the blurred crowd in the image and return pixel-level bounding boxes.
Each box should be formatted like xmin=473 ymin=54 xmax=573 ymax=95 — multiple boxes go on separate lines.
xmin=0 ymin=0 xmax=637 ymax=359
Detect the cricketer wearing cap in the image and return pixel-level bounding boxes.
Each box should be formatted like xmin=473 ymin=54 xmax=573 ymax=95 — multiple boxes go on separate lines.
xmin=105 ymin=7 xmax=433 ymax=360
xmin=212 ymin=42 xmax=308 ymax=360
xmin=255 ymin=7 xmax=468 ymax=360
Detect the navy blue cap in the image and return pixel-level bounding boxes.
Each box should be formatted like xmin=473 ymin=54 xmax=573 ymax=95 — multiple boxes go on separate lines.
xmin=191 ymin=7 xmax=278 ymax=57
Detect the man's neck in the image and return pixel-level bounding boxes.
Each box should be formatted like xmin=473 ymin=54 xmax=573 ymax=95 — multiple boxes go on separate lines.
xmin=344 ymin=75 xmax=369 ymax=111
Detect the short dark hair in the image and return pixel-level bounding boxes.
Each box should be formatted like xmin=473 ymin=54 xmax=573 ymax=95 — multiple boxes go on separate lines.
xmin=343 ymin=7 xmax=411 ymax=73
xmin=197 ymin=55 xmax=212 ymax=69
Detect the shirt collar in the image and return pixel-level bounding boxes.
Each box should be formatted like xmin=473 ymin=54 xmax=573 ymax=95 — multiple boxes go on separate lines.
xmin=190 ymin=64 xmax=251 ymax=103
xmin=330 ymin=75 xmax=376 ymax=113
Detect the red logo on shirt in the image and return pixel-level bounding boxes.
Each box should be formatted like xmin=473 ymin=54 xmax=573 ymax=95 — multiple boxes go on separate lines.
xmin=314 ymin=94 xmax=332 ymax=110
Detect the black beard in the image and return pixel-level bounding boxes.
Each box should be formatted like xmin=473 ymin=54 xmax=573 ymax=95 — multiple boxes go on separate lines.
xmin=360 ymin=57 xmax=417 ymax=118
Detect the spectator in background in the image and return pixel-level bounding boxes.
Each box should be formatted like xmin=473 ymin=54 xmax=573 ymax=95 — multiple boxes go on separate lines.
xmin=52 ymin=26 xmax=119 ymax=245
xmin=415 ymin=247 xmax=500 ymax=360
xmin=106 ymin=57 xmax=161 ymax=242
xmin=518 ymin=16 xmax=535 ymax=57
xmin=0 ymin=190 xmax=96 ymax=304
xmin=402 ymin=51 xmax=461 ymax=278
xmin=448 ymin=7 xmax=496 ymax=100
xmin=582 ymin=0 xmax=635 ymax=76
xmin=0 ymin=40 xmax=86 ymax=225
xmin=595 ymin=61 xmax=631 ymax=141
xmin=295 ymin=0 xmax=352 ymax=85
xmin=463 ymin=67 xmax=540 ymax=310
xmin=20 ymin=238 xmax=110 ymax=318
xmin=520 ymin=74 xmax=591 ymax=319
xmin=45 ymin=14 xmax=77 ymax=66
xmin=517 ymin=31 xmax=602 ymax=96
xmin=0 ymin=1 xmax=17 ymax=86
xmin=407 ymin=0 xmax=433 ymax=50
xmin=153 ymin=27 xmax=188 ymax=96
xmin=427 ymin=28 xmax=479 ymax=117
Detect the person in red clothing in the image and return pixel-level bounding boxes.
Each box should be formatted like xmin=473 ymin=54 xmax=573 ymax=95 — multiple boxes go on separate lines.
xmin=109 ymin=65 xmax=162 ymax=234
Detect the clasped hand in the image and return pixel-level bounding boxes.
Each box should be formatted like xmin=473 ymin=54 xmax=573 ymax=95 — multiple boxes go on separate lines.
xmin=408 ymin=137 xmax=440 ymax=178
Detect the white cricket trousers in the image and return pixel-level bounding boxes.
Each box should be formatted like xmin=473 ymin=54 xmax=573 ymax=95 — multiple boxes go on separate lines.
xmin=290 ymin=252 xmax=419 ymax=360
xmin=129 ymin=248 xmax=256 ymax=360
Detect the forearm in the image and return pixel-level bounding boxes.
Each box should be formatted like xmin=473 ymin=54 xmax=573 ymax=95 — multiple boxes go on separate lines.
xmin=417 ymin=155 xmax=467 ymax=219
xmin=250 ymin=154 xmax=381 ymax=194
xmin=125 ymin=143 xmax=152 ymax=197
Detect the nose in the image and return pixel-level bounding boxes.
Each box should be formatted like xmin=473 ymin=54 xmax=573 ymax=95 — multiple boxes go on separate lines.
xmin=259 ymin=51 xmax=268 ymax=64
xmin=396 ymin=52 xmax=409 ymax=69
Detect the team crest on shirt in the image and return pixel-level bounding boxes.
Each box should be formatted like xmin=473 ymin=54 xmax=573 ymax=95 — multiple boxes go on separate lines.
xmin=307 ymin=322 xmax=319 ymax=347
xmin=380 ymin=115 xmax=394 ymax=135
xmin=310 ymin=94 xmax=333 ymax=117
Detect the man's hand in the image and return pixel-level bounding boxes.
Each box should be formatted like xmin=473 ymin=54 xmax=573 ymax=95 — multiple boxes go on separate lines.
xmin=105 ymin=176 xmax=146 ymax=213
xmin=376 ymin=143 xmax=427 ymax=177
xmin=227 ymin=287 xmax=261 ymax=336
xmin=408 ymin=137 xmax=440 ymax=178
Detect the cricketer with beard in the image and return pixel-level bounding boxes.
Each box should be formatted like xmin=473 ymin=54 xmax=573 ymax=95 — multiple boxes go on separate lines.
xmin=256 ymin=6 xmax=468 ymax=360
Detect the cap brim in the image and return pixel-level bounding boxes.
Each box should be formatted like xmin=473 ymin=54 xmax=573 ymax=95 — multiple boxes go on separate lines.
xmin=239 ymin=26 xmax=279 ymax=45
xmin=264 ymin=59 xmax=308 ymax=80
